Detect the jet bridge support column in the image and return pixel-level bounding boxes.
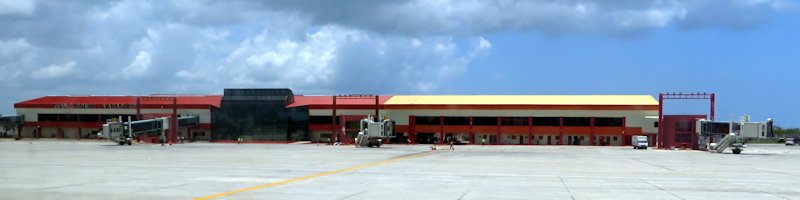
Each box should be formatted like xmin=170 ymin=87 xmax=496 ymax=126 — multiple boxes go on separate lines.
xmin=15 ymin=126 xmax=22 ymax=140
xmin=469 ymin=116 xmax=474 ymax=145
xmin=439 ymin=116 xmax=444 ymax=144
xmin=409 ymin=115 xmax=416 ymax=144
xmin=559 ymin=117 xmax=564 ymax=145
xmin=621 ymin=116 xmax=626 ymax=146
xmin=170 ymin=97 xmax=178 ymax=144
xmin=497 ymin=116 xmax=501 ymax=145
xmin=528 ymin=116 xmax=533 ymax=145
xmin=590 ymin=117 xmax=595 ymax=145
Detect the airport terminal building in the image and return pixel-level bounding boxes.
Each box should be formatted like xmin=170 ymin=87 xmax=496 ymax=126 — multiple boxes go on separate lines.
xmin=13 ymin=95 xmax=221 ymax=141
xmin=12 ymin=88 xmax=661 ymax=146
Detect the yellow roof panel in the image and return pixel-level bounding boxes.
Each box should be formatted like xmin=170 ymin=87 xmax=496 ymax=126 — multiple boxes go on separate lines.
xmin=384 ymin=95 xmax=658 ymax=106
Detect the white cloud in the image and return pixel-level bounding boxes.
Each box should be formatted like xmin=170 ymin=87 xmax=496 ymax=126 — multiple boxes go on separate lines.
xmin=411 ymin=38 xmax=422 ymax=48
xmin=31 ymin=61 xmax=76 ymax=80
xmin=0 ymin=38 xmax=31 ymax=59
xmin=416 ymin=82 xmax=437 ymax=93
xmin=223 ymin=27 xmax=341 ymax=88
xmin=0 ymin=0 xmax=34 ymax=16
xmin=175 ymin=70 xmax=211 ymax=82
xmin=477 ymin=37 xmax=491 ymax=50
xmin=122 ymin=51 xmax=152 ymax=76
xmin=218 ymin=25 xmax=490 ymax=92
xmin=245 ymin=40 xmax=297 ymax=67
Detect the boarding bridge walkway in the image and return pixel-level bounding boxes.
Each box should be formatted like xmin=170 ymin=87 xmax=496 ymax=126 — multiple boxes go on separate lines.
xmin=0 ymin=115 xmax=24 ymax=126
xmin=122 ymin=115 xmax=200 ymax=135
xmin=177 ymin=116 xmax=199 ymax=128
xmin=1 ymin=115 xmax=24 ymax=139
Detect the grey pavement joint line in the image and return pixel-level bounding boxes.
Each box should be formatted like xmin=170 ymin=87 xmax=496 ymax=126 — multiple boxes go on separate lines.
xmin=640 ymin=179 xmax=685 ymax=200
xmin=338 ymin=190 xmax=368 ymax=200
xmin=131 ymin=183 xmax=191 ymax=194
xmin=632 ymin=158 xmax=676 ymax=172
xmin=458 ymin=163 xmax=493 ymax=200
xmin=731 ymin=182 xmax=790 ymax=199
xmin=558 ymin=176 xmax=575 ymax=200
xmin=739 ymin=166 xmax=799 ymax=177
xmin=37 ymin=180 xmax=107 ymax=190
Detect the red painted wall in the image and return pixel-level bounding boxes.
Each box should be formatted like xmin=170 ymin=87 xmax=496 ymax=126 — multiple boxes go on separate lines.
xmin=660 ymin=115 xmax=706 ymax=149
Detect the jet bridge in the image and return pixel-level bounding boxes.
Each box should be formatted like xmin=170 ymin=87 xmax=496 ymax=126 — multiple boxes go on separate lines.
xmin=355 ymin=116 xmax=395 ymax=148
xmin=177 ymin=115 xmax=199 ymax=128
xmin=697 ymin=118 xmax=774 ymax=154
xmin=0 ymin=115 xmax=24 ymax=139
xmin=0 ymin=115 xmax=24 ymax=126
xmin=101 ymin=115 xmax=200 ymax=145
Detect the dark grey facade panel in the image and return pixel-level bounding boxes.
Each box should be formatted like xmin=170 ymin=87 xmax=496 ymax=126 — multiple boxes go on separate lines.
xmin=212 ymin=89 xmax=308 ymax=141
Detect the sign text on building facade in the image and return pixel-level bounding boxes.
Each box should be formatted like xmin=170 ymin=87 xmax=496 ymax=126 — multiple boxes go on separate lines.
xmin=54 ymin=104 xmax=137 ymax=109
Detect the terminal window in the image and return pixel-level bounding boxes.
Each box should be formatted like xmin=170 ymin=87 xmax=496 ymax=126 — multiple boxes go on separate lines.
xmin=675 ymin=122 xmax=692 ymax=132
xmin=414 ymin=116 xmax=441 ymax=125
xmin=501 ymin=117 xmax=528 ymax=126
xmin=532 ymin=117 xmax=560 ymax=126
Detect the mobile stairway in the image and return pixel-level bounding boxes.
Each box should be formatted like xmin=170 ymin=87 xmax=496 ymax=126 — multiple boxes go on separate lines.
xmin=713 ymin=134 xmax=744 ymax=154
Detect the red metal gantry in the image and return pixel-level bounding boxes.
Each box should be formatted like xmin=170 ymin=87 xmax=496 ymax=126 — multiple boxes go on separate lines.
xmin=137 ymin=96 xmax=178 ymax=144
xmin=331 ymin=94 xmax=380 ymax=144
xmin=658 ymin=92 xmax=715 ymax=149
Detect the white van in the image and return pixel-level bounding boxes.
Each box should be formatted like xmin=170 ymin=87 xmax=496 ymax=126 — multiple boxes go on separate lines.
xmin=787 ymin=138 xmax=796 ymax=146
xmin=632 ymin=136 xmax=648 ymax=149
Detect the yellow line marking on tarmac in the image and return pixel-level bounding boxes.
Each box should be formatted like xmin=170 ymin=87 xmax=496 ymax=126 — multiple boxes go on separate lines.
xmin=195 ymin=150 xmax=435 ymax=200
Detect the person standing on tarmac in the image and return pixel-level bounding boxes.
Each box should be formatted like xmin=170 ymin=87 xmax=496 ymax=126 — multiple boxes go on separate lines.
xmin=159 ymin=133 xmax=166 ymax=146
xmin=481 ymin=138 xmax=486 ymax=146
xmin=449 ymin=140 xmax=455 ymax=150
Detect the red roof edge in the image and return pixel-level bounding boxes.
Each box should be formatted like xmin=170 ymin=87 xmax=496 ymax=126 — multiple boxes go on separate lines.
xmin=14 ymin=95 xmax=223 ymax=109
xmin=287 ymin=95 xmax=393 ymax=108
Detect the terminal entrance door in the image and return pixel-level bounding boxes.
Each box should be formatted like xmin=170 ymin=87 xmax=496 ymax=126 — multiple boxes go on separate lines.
xmin=489 ymin=135 xmax=497 ymax=144
xmin=416 ymin=133 xmax=436 ymax=144
xmin=622 ymin=135 xmax=631 ymax=146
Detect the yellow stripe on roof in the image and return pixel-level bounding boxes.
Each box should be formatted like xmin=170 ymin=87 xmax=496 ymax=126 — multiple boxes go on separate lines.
xmin=383 ymin=95 xmax=658 ymax=106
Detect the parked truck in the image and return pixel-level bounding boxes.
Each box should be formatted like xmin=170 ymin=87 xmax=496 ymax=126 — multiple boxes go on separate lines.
xmin=632 ymin=135 xmax=648 ymax=149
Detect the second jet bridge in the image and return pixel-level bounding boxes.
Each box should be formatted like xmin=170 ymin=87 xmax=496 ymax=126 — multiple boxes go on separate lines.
xmin=104 ymin=115 xmax=200 ymax=144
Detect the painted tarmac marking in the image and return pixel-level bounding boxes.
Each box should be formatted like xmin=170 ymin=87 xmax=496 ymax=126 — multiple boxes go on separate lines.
xmin=194 ymin=150 xmax=435 ymax=200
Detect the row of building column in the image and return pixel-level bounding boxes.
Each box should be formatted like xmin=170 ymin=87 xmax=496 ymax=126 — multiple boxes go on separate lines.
xmin=407 ymin=115 xmax=627 ymax=145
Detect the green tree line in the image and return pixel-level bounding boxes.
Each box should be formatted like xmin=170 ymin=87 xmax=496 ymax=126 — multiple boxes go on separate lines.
xmin=774 ymin=126 xmax=800 ymax=136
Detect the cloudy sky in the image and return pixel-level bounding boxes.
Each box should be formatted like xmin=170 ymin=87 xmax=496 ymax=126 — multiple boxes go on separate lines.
xmin=1 ymin=0 xmax=798 ymax=126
